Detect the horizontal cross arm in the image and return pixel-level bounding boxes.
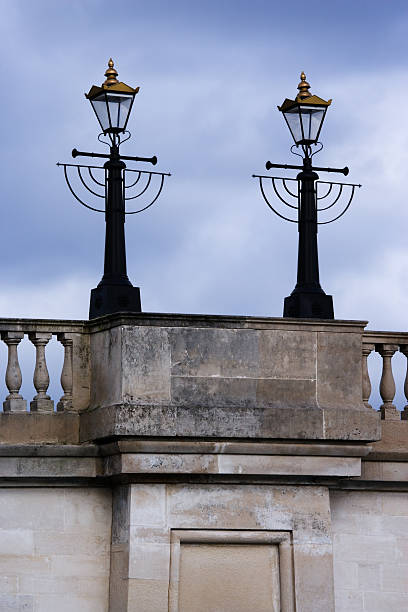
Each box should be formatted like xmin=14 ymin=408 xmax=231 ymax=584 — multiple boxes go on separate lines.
xmin=265 ymin=160 xmax=349 ymax=176
xmin=72 ymin=148 xmax=157 ymax=165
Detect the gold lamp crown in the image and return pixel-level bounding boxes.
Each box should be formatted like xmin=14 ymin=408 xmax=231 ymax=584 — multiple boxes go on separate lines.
xmin=278 ymin=72 xmax=332 ymax=113
xmin=86 ymin=59 xmax=140 ymax=100
xmin=296 ymin=72 xmax=311 ymax=100
xmin=103 ymin=58 xmax=119 ymax=87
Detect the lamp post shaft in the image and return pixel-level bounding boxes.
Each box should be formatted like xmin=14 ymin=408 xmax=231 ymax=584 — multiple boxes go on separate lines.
xmin=101 ymin=146 xmax=130 ymax=286
xmin=295 ymin=159 xmax=321 ymax=291
xmin=89 ymin=144 xmax=141 ymax=318
xmin=283 ymin=156 xmax=334 ymax=319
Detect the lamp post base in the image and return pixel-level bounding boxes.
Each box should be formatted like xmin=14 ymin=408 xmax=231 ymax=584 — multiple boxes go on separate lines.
xmin=283 ymin=292 xmax=334 ymax=319
xmin=89 ymin=284 xmax=142 ymax=319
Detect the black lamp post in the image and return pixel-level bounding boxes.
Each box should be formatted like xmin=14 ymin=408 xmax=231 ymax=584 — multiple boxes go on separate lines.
xmin=279 ymin=73 xmax=334 ymax=318
xmin=60 ymin=59 xmax=166 ymax=319
xmin=254 ymin=72 xmax=360 ymax=319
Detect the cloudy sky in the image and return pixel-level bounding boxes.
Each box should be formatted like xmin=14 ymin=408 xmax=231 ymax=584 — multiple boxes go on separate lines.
xmin=1 ymin=1 xmax=408 ymax=403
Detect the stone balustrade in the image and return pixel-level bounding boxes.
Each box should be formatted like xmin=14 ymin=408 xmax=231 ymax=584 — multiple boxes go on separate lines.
xmin=363 ymin=330 xmax=408 ymax=420
xmin=0 ymin=318 xmax=89 ymax=413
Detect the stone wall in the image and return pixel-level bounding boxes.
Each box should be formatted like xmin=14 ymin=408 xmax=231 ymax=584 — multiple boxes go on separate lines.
xmin=0 ymin=488 xmax=112 ymax=612
xmin=332 ymin=490 xmax=408 ymax=612
xmin=0 ymin=314 xmax=406 ymax=611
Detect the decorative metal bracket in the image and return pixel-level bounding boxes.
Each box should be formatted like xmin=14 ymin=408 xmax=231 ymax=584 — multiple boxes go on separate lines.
xmin=252 ymin=173 xmax=361 ymax=224
xmin=57 ymin=160 xmax=171 ymax=215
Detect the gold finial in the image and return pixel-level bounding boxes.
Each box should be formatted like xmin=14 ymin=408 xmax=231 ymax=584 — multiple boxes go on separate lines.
xmin=297 ymin=71 xmax=311 ymax=100
xmin=103 ymin=58 xmax=119 ymax=87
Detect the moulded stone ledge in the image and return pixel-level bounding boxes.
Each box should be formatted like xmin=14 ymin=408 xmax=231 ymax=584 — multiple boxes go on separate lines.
xmin=79 ymin=402 xmax=381 ymax=444
xmin=103 ymin=452 xmax=361 ymax=478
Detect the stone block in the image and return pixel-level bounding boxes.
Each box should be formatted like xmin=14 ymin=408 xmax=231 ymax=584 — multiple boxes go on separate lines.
xmin=363 ymin=591 xmax=408 ymax=612
xmin=122 ymin=326 xmax=171 ymax=404
xmin=171 ymin=375 xmax=257 ymax=408
xmin=0 ymin=594 xmax=34 ymax=611
xmin=0 ymin=555 xmax=51 ymax=577
xmin=128 ymin=540 xmax=170 ymax=580
xmin=111 ymin=486 xmax=130 ymax=545
xmin=0 ymin=576 xmax=18 ymax=594
xmin=396 ymin=537 xmax=408 ymax=563
xmin=381 ymin=564 xmax=408 ymax=592
xmin=324 ymin=405 xmax=380 ymax=440
xmin=50 ymin=554 xmax=110 ymax=577
xmin=29 ymin=398 xmax=54 ymax=412
xmin=0 ymin=413 xmax=79 ymax=445
xmin=0 ymin=529 xmax=34 ymax=555
xmin=317 ymin=330 xmax=363 ymax=405
xmin=258 ymin=329 xmax=316 ymax=379
xmin=169 ymin=327 xmax=259 ymax=378
xmin=382 ymin=493 xmax=408 ymax=516
xmin=332 ymin=561 xmax=358 ymax=590
xmin=381 ymin=462 xmax=408 ymax=481
xmin=255 ymin=378 xmax=316 ymax=407
xmin=357 ymin=563 xmax=380 ymax=589
xmin=0 ymin=489 xmax=65 ymax=530
xmin=35 ymin=593 xmax=108 ymax=612
xmin=334 ymin=589 xmax=363 ymax=612
xmin=127 ymin=578 xmax=169 ymax=612
xmin=292 ymin=544 xmax=335 ymax=612
xmin=62 ymin=488 xmax=112 ymax=533
xmin=129 ymin=484 xmax=166 ymax=527
xmin=34 ymin=532 xmax=109 ymax=559
xmin=89 ymin=326 xmax=122 ymax=408
xmin=3 ymin=398 xmax=27 ymax=413
xmin=333 ymin=534 xmax=397 ymax=564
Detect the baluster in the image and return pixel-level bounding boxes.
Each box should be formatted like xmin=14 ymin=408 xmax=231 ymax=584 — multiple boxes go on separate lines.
xmin=56 ymin=333 xmax=73 ymax=412
xmin=1 ymin=331 xmax=27 ymax=412
xmin=29 ymin=332 xmax=54 ymax=412
xmin=401 ymin=345 xmax=408 ymax=420
xmin=377 ymin=343 xmax=400 ymax=420
xmin=362 ymin=342 xmax=375 ymax=409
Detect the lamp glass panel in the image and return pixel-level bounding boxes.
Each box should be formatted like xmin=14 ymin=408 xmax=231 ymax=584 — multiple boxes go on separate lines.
xmin=283 ymin=107 xmax=303 ymax=144
xmin=106 ymin=92 xmax=134 ymax=131
xmin=90 ymin=93 xmax=111 ymax=133
xmin=300 ymin=106 xmax=325 ymax=143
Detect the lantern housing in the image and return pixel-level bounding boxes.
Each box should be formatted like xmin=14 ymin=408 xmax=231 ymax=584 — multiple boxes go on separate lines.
xmin=86 ymin=59 xmax=139 ymax=137
xmin=278 ymin=72 xmax=331 ymax=147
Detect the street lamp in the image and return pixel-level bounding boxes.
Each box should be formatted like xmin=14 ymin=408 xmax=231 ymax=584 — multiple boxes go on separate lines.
xmin=58 ymin=59 xmax=170 ymax=319
xmin=86 ymin=59 xmax=138 ymax=141
xmin=278 ymin=72 xmax=331 ymax=149
xmin=253 ymin=72 xmax=361 ymax=319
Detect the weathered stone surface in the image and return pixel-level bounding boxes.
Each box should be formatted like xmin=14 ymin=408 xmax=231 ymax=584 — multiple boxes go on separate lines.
xmin=0 ymin=488 xmax=111 ymax=612
xmin=80 ymin=401 xmax=379 ymax=442
xmin=104 ymin=452 xmax=361 ymax=477
xmin=169 ymin=327 xmax=260 ymax=378
xmin=111 ymin=483 xmax=335 ymax=611
xmin=317 ymin=330 xmax=363 ymax=406
xmin=367 ymin=420 xmax=408 ymax=460
xmin=324 ymin=405 xmax=380 ymax=440
xmin=90 ymin=326 xmax=122 ymax=408
xmin=331 ymin=490 xmax=408 ymax=612
xmin=122 ymin=326 xmax=171 ymax=405
xmin=258 ymin=329 xmax=316 ymax=379
xmin=178 ymin=543 xmax=280 ymax=612
xmin=81 ymin=315 xmax=380 ymax=442
xmin=0 ymin=413 xmax=79 ymax=445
